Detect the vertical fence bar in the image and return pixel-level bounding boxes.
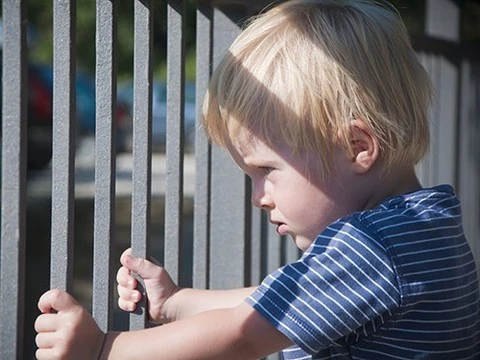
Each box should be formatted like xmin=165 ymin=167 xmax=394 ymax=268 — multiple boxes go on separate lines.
xmin=458 ymin=60 xmax=480 ymax=280
xmin=130 ymin=0 xmax=153 ymax=330
xmin=209 ymin=6 xmax=249 ymax=289
xmin=419 ymin=53 xmax=438 ymax=187
xmin=0 ymin=1 xmax=27 ymax=357
xmin=265 ymin=218 xmax=282 ymax=360
xmin=265 ymin=223 xmax=281 ymax=275
xmin=165 ymin=0 xmax=186 ymax=285
xmin=424 ymin=0 xmax=460 ymax=186
xmin=93 ymin=0 xmax=117 ymax=332
xmin=415 ymin=52 xmax=430 ymax=186
xmin=50 ymin=0 xmax=76 ymax=292
xmin=250 ymin=209 xmax=263 ymax=286
xmin=284 ymin=234 xmax=301 ymax=265
xmin=193 ymin=4 xmax=213 ymax=289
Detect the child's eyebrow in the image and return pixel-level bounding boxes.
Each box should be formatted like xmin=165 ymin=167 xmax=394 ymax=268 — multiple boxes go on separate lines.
xmin=244 ymin=158 xmax=278 ymax=169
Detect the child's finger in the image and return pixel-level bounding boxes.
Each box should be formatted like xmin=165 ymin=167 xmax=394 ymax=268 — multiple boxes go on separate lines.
xmin=116 ymin=266 xmax=136 ymax=289
xmin=120 ymin=252 xmax=162 ymax=280
xmin=117 ymin=283 xmax=141 ymax=303
xmin=119 ymin=248 xmax=133 ymax=264
xmin=35 ymin=332 xmax=54 ymax=349
xmin=148 ymin=254 xmax=162 ymax=267
xmin=118 ymin=297 xmax=137 ymax=312
xmin=34 ymin=313 xmax=60 ymax=333
xmin=38 ymin=289 xmax=78 ymax=314
xmin=35 ymin=348 xmax=53 ymax=360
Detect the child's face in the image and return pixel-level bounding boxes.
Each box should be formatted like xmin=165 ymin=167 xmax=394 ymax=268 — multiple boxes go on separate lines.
xmin=228 ymin=133 xmax=360 ymax=251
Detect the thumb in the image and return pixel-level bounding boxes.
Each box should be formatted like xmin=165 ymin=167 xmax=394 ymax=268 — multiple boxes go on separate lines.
xmin=120 ymin=249 xmax=162 ymax=280
xmin=38 ymin=289 xmax=79 ymax=314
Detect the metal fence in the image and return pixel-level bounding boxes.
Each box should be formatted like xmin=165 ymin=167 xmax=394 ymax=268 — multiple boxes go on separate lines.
xmin=1 ymin=0 xmax=479 ymax=359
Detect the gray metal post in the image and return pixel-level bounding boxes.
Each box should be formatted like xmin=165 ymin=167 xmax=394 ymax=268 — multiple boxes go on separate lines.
xmin=419 ymin=0 xmax=460 ymax=187
xmin=209 ymin=6 xmax=250 ymax=289
xmin=0 ymin=1 xmax=27 ymax=358
xmin=165 ymin=0 xmax=186 ymax=285
xmin=193 ymin=4 xmax=213 ymax=289
xmin=93 ymin=0 xmax=117 ymax=332
xmin=50 ymin=0 xmax=77 ymax=292
xmin=130 ymin=0 xmax=153 ymax=330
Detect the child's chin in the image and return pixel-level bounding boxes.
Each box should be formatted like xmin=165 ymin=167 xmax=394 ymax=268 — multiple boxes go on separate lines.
xmin=293 ymin=236 xmax=314 ymax=252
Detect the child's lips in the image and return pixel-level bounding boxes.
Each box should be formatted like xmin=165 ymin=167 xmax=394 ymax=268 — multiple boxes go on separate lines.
xmin=276 ymin=223 xmax=289 ymax=236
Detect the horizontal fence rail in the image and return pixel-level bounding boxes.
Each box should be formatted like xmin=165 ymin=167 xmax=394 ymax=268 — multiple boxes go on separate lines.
xmin=0 ymin=1 xmax=479 ymax=359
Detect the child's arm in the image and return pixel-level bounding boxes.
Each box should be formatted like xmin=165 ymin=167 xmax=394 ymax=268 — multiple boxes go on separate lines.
xmin=35 ymin=289 xmax=292 ymax=360
xmin=117 ymin=248 xmax=257 ymax=323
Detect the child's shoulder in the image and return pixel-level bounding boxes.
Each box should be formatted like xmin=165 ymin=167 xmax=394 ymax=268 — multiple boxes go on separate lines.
xmin=310 ymin=185 xmax=462 ymax=257
xmin=358 ymin=184 xmax=459 ymax=224
xmin=339 ymin=184 xmax=469 ymax=279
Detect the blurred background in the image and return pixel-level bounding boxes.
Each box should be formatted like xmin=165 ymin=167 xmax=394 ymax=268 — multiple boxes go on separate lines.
xmin=0 ymin=1 xmax=199 ymax=174
xmin=0 ymin=3 xmax=201 ymax=358
xmin=0 ymin=0 xmax=480 ymax=358
xmin=1 ymin=0 xmax=480 ymax=172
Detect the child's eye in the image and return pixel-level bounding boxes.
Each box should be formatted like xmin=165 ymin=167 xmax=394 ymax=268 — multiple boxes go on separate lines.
xmin=259 ymin=166 xmax=273 ymax=175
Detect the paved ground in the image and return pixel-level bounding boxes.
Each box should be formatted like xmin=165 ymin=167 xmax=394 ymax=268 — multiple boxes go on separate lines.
xmin=27 ymin=152 xmax=196 ymax=199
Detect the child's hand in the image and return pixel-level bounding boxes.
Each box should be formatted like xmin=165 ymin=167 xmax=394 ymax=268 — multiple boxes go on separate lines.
xmin=117 ymin=248 xmax=179 ymax=324
xmin=34 ymin=289 xmax=105 ymax=360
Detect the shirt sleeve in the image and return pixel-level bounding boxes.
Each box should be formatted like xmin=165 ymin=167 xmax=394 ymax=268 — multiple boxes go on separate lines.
xmin=246 ymin=217 xmax=401 ymax=354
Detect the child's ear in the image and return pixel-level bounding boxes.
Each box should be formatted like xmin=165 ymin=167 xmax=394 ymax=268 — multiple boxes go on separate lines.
xmin=348 ymin=120 xmax=379 ymax=174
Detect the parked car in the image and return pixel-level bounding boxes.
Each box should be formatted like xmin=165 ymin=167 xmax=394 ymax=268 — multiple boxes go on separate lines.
xmin=0 ymin=61 xmax=54 ymax=172
xmin=33 ymin=65 xmax=132 ymax=153
xmin=0 ymin=21 xmax=53 ymax=172
xmin=0 ymin=60 xmax=132 ymax=172
xmin=117 ymin=81 xmax=196 ymax=152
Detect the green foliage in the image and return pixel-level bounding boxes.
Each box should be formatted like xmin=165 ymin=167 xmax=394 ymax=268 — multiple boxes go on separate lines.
xmin=8 ymin=0 xmax=480 ymax=81
xmin=22 ymin=1 xmax=197 ymax=80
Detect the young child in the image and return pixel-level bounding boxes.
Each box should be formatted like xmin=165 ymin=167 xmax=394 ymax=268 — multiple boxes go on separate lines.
xmin=35 ymin=0 xmax=480 ymax=359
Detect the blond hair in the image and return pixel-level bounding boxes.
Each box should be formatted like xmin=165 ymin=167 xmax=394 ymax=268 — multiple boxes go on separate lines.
xmin=203 ymin=0 xmax=432 ymax=174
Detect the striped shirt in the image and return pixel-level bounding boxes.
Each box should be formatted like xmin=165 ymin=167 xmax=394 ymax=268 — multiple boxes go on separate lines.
xmin=247 ymin=185 xmax=480 ymax=359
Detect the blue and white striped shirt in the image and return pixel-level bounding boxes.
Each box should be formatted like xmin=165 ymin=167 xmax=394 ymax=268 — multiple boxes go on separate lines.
xmin=247 ymin=185 xmax=480 ymax=359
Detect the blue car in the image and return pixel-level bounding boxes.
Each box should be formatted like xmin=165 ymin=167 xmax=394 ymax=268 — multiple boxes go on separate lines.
xmin=0 ymin=61 xmax=54 ymax=172
xmin=0 ymin=61 xmax=132 ymax=172
xmin=117 ymin=80 xmax=196 ymax=152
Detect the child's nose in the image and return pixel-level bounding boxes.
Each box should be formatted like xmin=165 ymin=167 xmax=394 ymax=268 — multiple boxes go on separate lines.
xmin=251 ymin=184 xmax=273 ymax=209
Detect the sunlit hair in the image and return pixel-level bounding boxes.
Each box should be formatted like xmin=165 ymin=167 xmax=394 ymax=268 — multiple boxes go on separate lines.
xmin=203 ymin=0 xmax=432 ymax=175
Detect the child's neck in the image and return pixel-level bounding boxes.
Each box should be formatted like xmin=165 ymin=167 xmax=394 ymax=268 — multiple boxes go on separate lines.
xmin=362 ymin=166 xmax=422 ymax=210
